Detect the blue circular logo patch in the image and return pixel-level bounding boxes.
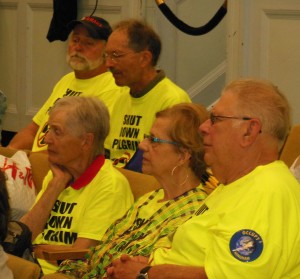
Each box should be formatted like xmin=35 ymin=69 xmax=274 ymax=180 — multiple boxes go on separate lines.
xmin=229 ymin=229 xmax=263 ymax=262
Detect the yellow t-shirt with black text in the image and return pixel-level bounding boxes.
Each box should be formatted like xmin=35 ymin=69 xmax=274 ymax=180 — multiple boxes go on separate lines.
xmin=33 ymin=158 xmax=133 ymax=274
xmin=152 ymin=161 xmax=300 ymax=279
xmin=32 ymin=71 xmax=122 ymax=151
xmin=104 ymin=75 xmax=191 ymax=167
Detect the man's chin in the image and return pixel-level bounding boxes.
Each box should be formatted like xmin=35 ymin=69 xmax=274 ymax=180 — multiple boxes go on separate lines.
xmin=47 ymin=153 xmax=58 ymax=164
xmin=69 ymin=64 xmax=88 ymax=71
xmin=68 ymin=60 xmax=89 ymax=71
xmin=113 ymin=77 xmax=126 ymax=87
xmin=203 ymin=153 xmax=213 ymax=166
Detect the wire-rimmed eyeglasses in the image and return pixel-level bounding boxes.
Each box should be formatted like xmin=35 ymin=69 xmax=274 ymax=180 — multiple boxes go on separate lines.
xmin=144 ymin=134 xmax=180 ymax=146
xmin=210 ymin=113 xmax=252 ymax=125
xmin=104 ymin=51 xmax=134 ymax=63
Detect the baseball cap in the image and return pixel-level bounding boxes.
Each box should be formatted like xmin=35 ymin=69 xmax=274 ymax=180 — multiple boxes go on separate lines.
xmin=67 ymin=16 xmax=112 ymax=41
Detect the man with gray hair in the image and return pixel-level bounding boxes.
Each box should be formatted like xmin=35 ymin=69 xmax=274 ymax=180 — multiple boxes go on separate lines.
xmin=21 ymin=96 xmax=133 ymax=275
xmin=106 ymin=79 xmax=300 ymax=279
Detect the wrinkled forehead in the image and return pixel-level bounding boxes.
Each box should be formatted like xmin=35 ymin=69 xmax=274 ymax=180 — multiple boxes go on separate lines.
xmin=48 ymin=109 xmax=67 ymax=122
xmin=213 ymin=91 xmax=239 ymax=114
xmin=106 ymin=29 xmax=129 ymax=49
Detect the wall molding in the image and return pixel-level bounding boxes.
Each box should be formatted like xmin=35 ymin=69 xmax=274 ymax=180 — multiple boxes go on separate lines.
xmin=187 ymin=60 xmax=226 ymax=98
xmin=260 ymin=8 xmax=300 ymax=77
xmin=0 ymin=2 xmax=17 ymax=8
xmin=226 ymin=0 xmax=243 ymax=81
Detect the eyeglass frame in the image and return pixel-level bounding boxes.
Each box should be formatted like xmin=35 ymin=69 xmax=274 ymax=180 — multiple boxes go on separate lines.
xmin=104 ymin=51 xmax=135 ymax=63
xmin=209 ymin=112 xmax=253 ymax=125
xmin=144 ymin=134 xmax=180 ymax=146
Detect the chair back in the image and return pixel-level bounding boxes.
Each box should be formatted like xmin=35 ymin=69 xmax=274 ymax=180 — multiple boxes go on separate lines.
xmin=7 ymin=254 xmax=41 ymax=279
xmin=279 ymin=124 xmax=300 ymax=167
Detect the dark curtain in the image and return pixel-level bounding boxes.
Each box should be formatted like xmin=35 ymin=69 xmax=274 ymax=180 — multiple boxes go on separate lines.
xmin=47 ymin=0 xmax=77 ymax=42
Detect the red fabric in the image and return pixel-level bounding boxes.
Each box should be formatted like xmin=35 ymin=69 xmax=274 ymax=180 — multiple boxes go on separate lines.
xmin=71 ymin=155 xmax=105 ymax=190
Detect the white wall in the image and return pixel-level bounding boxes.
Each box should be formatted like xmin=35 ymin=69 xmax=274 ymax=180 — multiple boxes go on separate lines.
xmin=144 ymin=0 xmax=227 ymax=107
xmin=227 ymin=0 xmax=300 ymax=125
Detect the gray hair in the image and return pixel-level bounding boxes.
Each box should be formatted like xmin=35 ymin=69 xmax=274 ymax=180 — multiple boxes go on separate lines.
xmin=49 ymin=96 xmax=110 ymax=156
xmin=223 ymin=79 xmax=291 ymax=149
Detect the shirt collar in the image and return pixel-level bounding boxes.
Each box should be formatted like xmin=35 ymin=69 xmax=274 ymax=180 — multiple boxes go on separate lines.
xmin=130 ymin=70 xmax=165 ymax=98
xmin=71 ymin=155 xmax=105 ymax=190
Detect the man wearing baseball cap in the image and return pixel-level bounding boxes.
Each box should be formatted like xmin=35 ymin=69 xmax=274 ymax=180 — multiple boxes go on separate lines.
xmin=9 ymin=16 xmax=121 ymax=152
xmin=67 ymin=16 xmax=112 ymax=41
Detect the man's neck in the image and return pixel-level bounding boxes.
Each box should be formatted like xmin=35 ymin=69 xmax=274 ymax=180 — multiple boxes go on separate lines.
xmin=130 ymin=69 xmax=160 ymax=97
xmin=218 ymin=153 xmax=278 ymax=185
xmin=74 ymin=64 xmax=108 ymax=79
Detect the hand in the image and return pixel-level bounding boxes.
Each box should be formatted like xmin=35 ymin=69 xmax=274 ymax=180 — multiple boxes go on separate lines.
xmin=49 ymin=163 xmax=73 ymax=189
xmin=130 ymin=255 xmax=149 ymax=264
xmin=106 ymin=254 xmax=148 ymax=279
xmin=33 ymin=245 xmax=58 ymax=266
xmin=33 ymin=244 xmax=48 ymax=259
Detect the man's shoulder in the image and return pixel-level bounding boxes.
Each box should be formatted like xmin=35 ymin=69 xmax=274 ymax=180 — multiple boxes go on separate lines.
xmin=57 ymin=71 xmax=117 ymax=88
xmin=86 ymin=72 xmax=121 ymax=93
xmin=234 ymin=161 xmax=300 ymax=197
xmin=157 ymin=76 xmax=186 ymax=91
xmin=57 ymin=71 xmax=75 ymax=82
xmin=154 ymin=77 xmax=190 ymax=99
xmin=52 ymin=72 xmax=76 ymax=91
xmin=96 ymin=159 xmax=129 ymax=184
xmin=89 ymin=160 xmax=133 ymax=199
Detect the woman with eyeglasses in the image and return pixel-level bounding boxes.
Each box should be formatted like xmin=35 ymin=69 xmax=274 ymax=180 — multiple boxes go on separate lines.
xmin=45 ymin=103 xmax=218 ymax=279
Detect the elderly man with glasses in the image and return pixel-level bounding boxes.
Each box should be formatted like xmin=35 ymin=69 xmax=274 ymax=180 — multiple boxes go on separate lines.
xmin=103 ymin=19 xmax=191 ymax=172
xmin=106 ymin=79 xmax=300 ymax=279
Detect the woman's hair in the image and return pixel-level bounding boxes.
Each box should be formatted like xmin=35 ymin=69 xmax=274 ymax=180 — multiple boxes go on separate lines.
xmin=49 ymin=96 xmax=110 ymax=156
xmin=0 ymin=170 xmax=10 ymax=243
xmin=113 ymin=19 xmax=161 ymax=66
xmin=223 ymin=79 xmax=291 ymax=149
xmin=156 ymin=103 xmax=209 ymax=180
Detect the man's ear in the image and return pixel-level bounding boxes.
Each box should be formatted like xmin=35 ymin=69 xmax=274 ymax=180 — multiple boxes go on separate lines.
xmin=82 ymin=133 xmax=94 ymax=149
xmin=241 ymin=119 xmax=262 ymax=147
xmin=139 ymin=50 xmax=152 ymax=67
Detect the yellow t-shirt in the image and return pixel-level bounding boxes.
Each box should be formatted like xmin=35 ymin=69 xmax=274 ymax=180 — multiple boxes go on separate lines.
xmin=104 ymin=75 xmax=191 ymax=167
xmin=32 ymin=71 xmax=122 ymax=152
xmin=152 ymin=161 xmax=300 ymax=279
xmin=34 ymin=158 xmax=134 ymax=275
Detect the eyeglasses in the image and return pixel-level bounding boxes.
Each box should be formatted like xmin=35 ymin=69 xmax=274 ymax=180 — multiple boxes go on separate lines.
xmin=210 ymin=113 xmax=252 ymax=125
xmin=144 ymin=134 xmax=180 ymax=146
xmin=104 ymin=51 xmax=134 ymax=63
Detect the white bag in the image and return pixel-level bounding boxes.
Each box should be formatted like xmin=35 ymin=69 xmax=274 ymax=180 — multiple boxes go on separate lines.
xmin=0 ymin=151 xmax=36 ymax=220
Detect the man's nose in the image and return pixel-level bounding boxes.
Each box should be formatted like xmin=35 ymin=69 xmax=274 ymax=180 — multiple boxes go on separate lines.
xmin=105 ymin=57 xmax=115 ymax=68
xmin=199 ymin=118 xmax=211 ymax=134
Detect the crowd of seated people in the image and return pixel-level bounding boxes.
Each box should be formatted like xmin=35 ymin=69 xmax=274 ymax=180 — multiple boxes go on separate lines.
xmin=102 ymin=78 xmax=300 ymax=279
xmin=31 ymin=79 xmax=299 ymax=279
xmin=40 ymin=102 xmax=217 ymax=279
xmin=2 ymin=13 xmax=300 ymax=279
xmin=8 ymin=17 xmax=190 ymax=174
